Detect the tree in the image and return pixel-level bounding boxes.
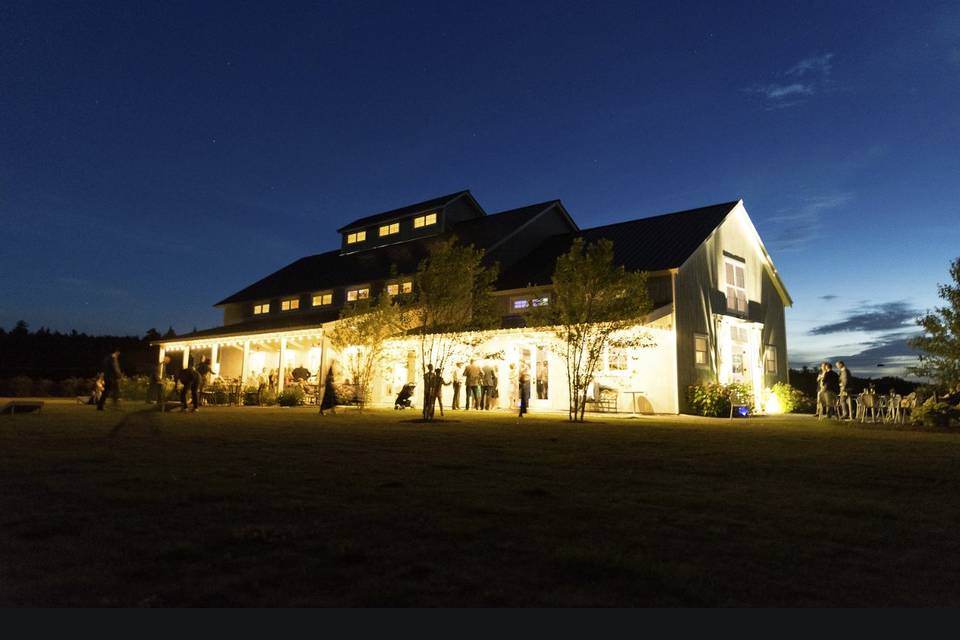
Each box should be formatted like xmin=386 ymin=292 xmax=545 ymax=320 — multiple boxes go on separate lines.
xmin=909 ymin=257 xmax=960 ymax=385
xmin=410 ymin=238 xmax=498 ymax=420
xmin=327 ymin=291 xmax=406 ymax=411
xmin=531 ymin=238 xmax=653 ymax=422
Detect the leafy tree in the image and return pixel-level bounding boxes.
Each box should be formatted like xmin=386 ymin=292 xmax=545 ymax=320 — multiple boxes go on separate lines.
xmin=531 ymin=238 xmax=653 ymax=422
xmin=909 ymin=257 xmax=960 ymax=385
xmin=410 ymin=238 xmax=498 ymax=420
xmin=328 ymin=291 xmax=406 ymax=411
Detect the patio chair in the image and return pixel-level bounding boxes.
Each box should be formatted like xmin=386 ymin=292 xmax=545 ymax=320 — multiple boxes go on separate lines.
xmin=860 ymin=393 xmax=877 ymax=423
xmin=898 ymin=393 xmax=917 ymax=424
xmin=729 ymin=388 xmax=752 ymax=419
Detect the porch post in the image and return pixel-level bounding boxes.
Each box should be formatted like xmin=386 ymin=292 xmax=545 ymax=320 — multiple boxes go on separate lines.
xmin=210 ymin=343 xmax=220 ymax=376
xmin=278 ymin=337 xmax=287 ymax=393
xmin=182 ymin=347 xmax=190 ymax=369
xmin=241 ymin=341 xmax=250 ymax=383
xmin=157 ymin=346 xmax=166 ymax=365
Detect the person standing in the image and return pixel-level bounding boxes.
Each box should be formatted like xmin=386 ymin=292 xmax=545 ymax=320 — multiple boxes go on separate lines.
xmin=451 ymin=363 xmax=462 ymax=410
xmin=481 ymin=361 xmax=496 ymax=410
xmin=463 ymin=359 xmax=482 ymax=410
xmin=178 ymin=358 xmax=200 ymax=412
xmin=433 ymin=366 xmax=448 ymax=417
xmin=422 ymin=364 xmax=436 ymax=419
xmin=821 ymin=362 xmax=840 ymax=420
xmin=836 ymin=360 xmax=852 ymax=420
xmin=815 ymin=362 xmax=827 ymax=418
xmin=97 ymin=349 xmax=123 ymax=411
xmin=196 ymin=356 xmax=213 ymax=406
xmin=319 ymin=363 xmax=338 ymax=415
xmin=518 ymin=364 xmax=531 ymax=418
xmin=153 ymin=355 xmax=171 ymax=407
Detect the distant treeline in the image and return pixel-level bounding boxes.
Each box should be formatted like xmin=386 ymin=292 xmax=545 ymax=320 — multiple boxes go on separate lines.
xmin=788 ymin=366 xmax=919 ymax=399
xmin=0 ymin=321 xmax=171 ymax=379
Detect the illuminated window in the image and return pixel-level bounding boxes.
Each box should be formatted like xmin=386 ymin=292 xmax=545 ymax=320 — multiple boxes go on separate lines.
xmin=379 ymin=222 xmax=400 ymax=237
xmin=724 ymin=257 xmax=748 ymax=314
xmin=413 ymin=212 xmax=437 ymax=228
xmin=386 ymin=283 xmax=398 ymax=296
xmin=511 ymin=298 xmax=530 ymax=310
xmin=253 ymin=303 xmax=270 ymax=315
xmin=764 ymin=345 xmax=778 ymax=374
xmin=608 ymin=345 xmax=628 ymax=371
xmin=346 ymin=230 xmax=366 ymax=244
xmin=694 ymin=333 xmax=708 ymax=366
xmin=281 ymin=298 xmax=300 ymax=311
xmin=532 ymin=296 xmax=549 ymax=307
xmin=346 ymin=287 xmax=369 ymax=302
xmin=401 ymin=280 xmax=413 ymax=294
xmin=386 ymin=280 xmax=413 ymax=296
xmin=312 ymin=292 xmax=333 ymax=306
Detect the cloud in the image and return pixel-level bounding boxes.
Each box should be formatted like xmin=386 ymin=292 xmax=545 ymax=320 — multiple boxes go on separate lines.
xmin=764 ymin=192 xmax=854 ymax=252
xmin=819 ymin=294 xmax=838 ymax=301
xmin=745 ymin=52 xmax=834 ymax=108
xmin=791 ymin=331 xmax=924 ymax=378
xmin=808 ymin=301 xmax=920 ymax=335
xmin=785 ymin=53 xmax=834 ymax=77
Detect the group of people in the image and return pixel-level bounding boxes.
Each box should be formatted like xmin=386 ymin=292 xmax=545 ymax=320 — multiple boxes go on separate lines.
xmin=815 ymin=360 xmax=852 ymax=420
xmin=419 ymin=359 xmax=532 ymax=418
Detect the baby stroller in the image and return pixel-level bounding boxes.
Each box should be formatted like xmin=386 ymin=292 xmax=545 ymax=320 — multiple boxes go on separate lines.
xmin=394 ymin=383 xmax=415 ymax=410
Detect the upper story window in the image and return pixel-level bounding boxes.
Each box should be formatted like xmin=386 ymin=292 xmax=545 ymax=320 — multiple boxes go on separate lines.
xmin=346 ymin=286 xmax=370 ymax=302
xmin=386 ymin=281 xmax=413 ymax=296
xmin=511 ymin=297 xmax=530 ymax=311
xmin=413 ymin=212 xmax=437 ymax=229
xmin=694 ymin=333 xmax=708 ymax=367
xmin=346 ymin=230 xmax=366 ymax=244
xmin=280 ymin=298 xmax=300 ymax=311
xmin=379 ymin=222 xmax=400 ymax=237
xmin=532 ymin=296 xmax=549 ymax=307
xmin=312 ymin=292 xmax=333 ymax=307
xmin=607 ymin=344 xmax=628 ymax=371
xmin=253 ymin=302 xmax=270 ymax=315
xmin=724 ymin=257 xmax=748 ymax=314
xmin=764 ymin=345 xmax=778 ymax=374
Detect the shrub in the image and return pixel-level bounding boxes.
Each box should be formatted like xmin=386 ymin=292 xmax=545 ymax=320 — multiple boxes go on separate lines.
xmin=277 ymin=386 xmax=305 ymax=407
xmin=686 ymin=382 xmax=753 ymax=417
xmin=260 ymin=389 xmax=277 ymax=406
xmin=8 ymin=375 xmax=35 ymax=397
xmin=119 ymin=375 xmax=152 ymax=401
xmin=59 ymin=377 xmax=92 ymax=398
xmin=770 ymin=382 xmax=814 ymax=414
xmin=910 ymin=401 xmax=960 ymax=428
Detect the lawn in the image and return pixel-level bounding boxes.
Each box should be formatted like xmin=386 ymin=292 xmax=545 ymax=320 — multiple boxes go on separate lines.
xmin=2 ymin=399 xmax=960 ymax=607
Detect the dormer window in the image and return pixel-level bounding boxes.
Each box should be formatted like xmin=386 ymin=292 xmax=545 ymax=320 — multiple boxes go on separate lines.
xmin=281 ymin=298 xmax=300 ymax=311
xmin=386 ymin=280 xmax=413 ymax=296
xmin=346 ymin=230 xmax=366 ymax=244
xmin=379 ymin=222 xmax=400 ymax=237
xmin=346 ymin=286 xmax=370 ymax=302
xmin=413 ymin=212 xmax=437 ymax=228
xmin=724 ymin=257 xmax=748 ymax=314
xmin=532 ymin=296 xmax=549 ymax=307
xmin=312 ymin=292 xmax=333 ymax=307
xmin=253 ymin=302 xmax=270 ymax=315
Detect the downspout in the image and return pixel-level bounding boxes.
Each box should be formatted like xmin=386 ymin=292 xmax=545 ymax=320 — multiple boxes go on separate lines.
xmin=671 ymin=269 xmax=680 ymax=415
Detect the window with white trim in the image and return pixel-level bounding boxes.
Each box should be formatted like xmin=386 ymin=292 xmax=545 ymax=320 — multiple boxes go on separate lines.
xmin=764 ymin=345 xmax=778 ymax=374
xmin=724 ymin=257 xmax=748 ymax=314
xmin=607 ymin=344 xmax=628 ymax=371
xmin=387 ymin=281 xmax=413 ymax=296
xmin=312 ymin=292 xmax=333 ymax=307
xmin=511 ymin=297 xmax=530 ymax=311
xmin=253 ymin=302 xmax=270 ymax=315
xmin=280 ymin=298 xmax=300 ymax=311
xmin=379 ymin=222 xmax=400 ymax=237
xmin=694 ymin=333 xmax=708 ymax=367
xmin=346 ymin=287 xmax=370 ymax=302
xmin=413 ymin=212 xmax=437 ymax=228
xmin=531 ymin=295 xmax=549 ymax=307
xmin=346 ymin=230 xmax=366 ymax=244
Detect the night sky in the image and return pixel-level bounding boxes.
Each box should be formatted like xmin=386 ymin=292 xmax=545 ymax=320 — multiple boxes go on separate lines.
xmin=3 ymin=1 xmax=958 ymax=377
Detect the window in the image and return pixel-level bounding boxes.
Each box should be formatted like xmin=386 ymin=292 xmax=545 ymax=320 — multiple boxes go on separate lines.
xmin=346 ymin=230 xmax=366 ymax=244
xmin=532 ymin=296 xmax=549 ymax=307
xmin=346 ymin=287 xmax=369 ymax=302
xmin=511 ymin=298 xmax=530 ymax=310
xmin=312 ymin=292 xmax=333 ymax=307
xmin=413 ymin=212 xmax=438 ymax=228
xmin=694 ymin=334 xmax=708 ymax=366
xmin=608 ymin=344 xmax=628 ymax=371
xmin=253 ymin=302 xmax=270 ymax=315
xmin=280 ymin=298 xmax=300 ymax=311
xmin=387 ymin=281 xmax=413 ymax=296
xmin=379 ymin=222 xmax=399 ymax=237
xmin=764 ymin=345 xmax=778 ymax=374
xmin=724 ymin=257 xmax=748 ymax=314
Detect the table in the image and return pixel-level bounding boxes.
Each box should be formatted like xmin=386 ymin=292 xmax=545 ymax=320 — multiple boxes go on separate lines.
xmin=622 ymin=390 xmax=645 ymax=416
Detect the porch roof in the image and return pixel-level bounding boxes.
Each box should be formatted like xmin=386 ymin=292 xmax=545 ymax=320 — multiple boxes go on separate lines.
xmin=152 ymin=308 xmax=340 ymax=345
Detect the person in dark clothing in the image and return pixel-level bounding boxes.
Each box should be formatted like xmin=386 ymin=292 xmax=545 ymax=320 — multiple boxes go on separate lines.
xmin=820 ymin=362 xmax=840 ymax=420
xmin=292 ymin=365 xmax=311 ymax=382
xmin=152 ymin=355 xmax=171 ymax=407
xmin=97 ymin=349 xmax=123 ymax=410
xmin=178 ymin=360 xmax=200 ymax=412
xmin=518 ymin=365 xmax=531 ymax=417
xmin=422 ymin=364 xmax=436 ymax=419
xmin=319 ymin=364 xmax=338 ymax=415
xmin=196 ymin=356 xmax=213 ymax=405
xmin=481 ymin=362 xmax=496 ymax=410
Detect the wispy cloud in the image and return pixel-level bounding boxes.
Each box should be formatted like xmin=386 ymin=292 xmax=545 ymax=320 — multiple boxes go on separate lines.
xmin=745 ymin=52 xmax=834 ymax=109
xmin=819 ymin=294 xmax=838 ymax=301
xmin=808 ymin=301 xmax=920 ymax=335
xmin=764 ymin=192 xmax=853 ymax=252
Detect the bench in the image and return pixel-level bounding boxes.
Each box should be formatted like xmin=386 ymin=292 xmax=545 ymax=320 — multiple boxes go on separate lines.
xmin=1 ymin=400 xmax=44 ymax=415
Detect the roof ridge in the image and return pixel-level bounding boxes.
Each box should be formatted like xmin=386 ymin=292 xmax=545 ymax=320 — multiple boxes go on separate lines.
xmin=581 ymin=200 xmax=740 ymax=235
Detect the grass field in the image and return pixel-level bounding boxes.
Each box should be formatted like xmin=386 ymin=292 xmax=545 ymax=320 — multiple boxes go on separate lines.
xmin=2 ymin=399 xmax=960 ymax=607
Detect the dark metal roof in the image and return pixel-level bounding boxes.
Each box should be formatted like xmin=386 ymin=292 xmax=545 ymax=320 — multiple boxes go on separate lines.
xmin=336 ymin=190 xmax=474 ymax=232
xmin=452 ymin=200 xmax=559 ymax=253
xmin=156 ymin=308 xmax=341 ymax=343
xmin=497 ymin=200 xmax=739 ymax=289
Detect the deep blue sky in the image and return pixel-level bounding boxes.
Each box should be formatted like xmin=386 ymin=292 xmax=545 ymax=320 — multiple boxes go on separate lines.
xmin=2 ymin=1 xmax=958 ymax=375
